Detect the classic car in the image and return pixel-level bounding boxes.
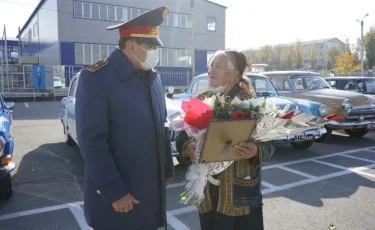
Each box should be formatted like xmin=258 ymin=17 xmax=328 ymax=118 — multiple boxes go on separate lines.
xmin=169 ymin=73 xmax=328 ymax=150
xmin=59 ymin=72 xmax=182 ymax=163
xmin=0 ymin=93 xmax=15 ymax=199
xmin=325 ymin=76 xmax=375 ymax=97
xmin=262 ymin=71 xmax=375 ymax=141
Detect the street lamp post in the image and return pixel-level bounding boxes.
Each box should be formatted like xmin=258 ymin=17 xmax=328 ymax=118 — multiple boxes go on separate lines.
xmin=357 ymin=13 xmax=369 ymax=76
xmin=190 ymin=0 xmax=195 ymax=76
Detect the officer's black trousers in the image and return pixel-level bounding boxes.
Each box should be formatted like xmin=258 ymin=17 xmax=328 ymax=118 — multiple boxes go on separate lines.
xmin=198 ymin=185 xmax=264 ymax=230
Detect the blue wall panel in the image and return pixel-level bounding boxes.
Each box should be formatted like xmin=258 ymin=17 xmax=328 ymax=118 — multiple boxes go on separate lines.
xmin=195 ymin=49 xmax=208 ymax=74
xmin=60 ymin=42 xmax=75 ymax=65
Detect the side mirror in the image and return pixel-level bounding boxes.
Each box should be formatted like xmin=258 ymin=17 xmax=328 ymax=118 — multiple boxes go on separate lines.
xmin=5 ymin=102 xmax=15 ymax=110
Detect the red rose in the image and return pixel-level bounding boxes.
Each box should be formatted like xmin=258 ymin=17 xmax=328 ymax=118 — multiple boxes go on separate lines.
xmin=181 ymin=98 xmax=213 ymax=130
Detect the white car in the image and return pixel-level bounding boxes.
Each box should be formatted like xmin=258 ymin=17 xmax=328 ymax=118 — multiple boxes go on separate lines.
xmin=54 ymin=77 xmax=62 ymax=88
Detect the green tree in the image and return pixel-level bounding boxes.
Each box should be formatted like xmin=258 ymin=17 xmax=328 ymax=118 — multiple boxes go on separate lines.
xmin=275 ymin=45 xmax=284 ymax=70
xmin=365 ymin=26 xmax=375 ymax=69
xmin=295 ymin=40 xmax=304 ymax=69
xmin=310 ymin=42 xmax=316 ymax=69
xmin=284 ymin=45 xmax=294 ymax=70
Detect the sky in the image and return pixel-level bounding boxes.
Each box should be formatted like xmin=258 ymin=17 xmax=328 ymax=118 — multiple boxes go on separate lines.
xmin=1 ymin=0 xmax=375 ymax=51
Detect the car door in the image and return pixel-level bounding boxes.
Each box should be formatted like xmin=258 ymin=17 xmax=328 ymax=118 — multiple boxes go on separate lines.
xmin=67 ymin=78 xmax=78 ymax=138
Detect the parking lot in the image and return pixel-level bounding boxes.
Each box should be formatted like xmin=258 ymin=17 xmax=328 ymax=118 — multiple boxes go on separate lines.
xmin=0 ymin=101 xmax=375 ymax=230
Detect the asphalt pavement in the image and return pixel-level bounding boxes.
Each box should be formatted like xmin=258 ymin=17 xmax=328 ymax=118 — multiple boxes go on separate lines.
xmin=0 ymin=101 xmax=375 ymax=230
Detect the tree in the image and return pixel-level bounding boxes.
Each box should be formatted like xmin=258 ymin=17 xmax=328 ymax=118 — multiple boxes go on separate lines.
xmin=310 ymin=42 xmax=316 ymax=70
xmin=365 ymin=26 xmax=375 ymax=69
xmin=328 ymin=47 xmax=343 ymax=68
xmin=334 ymin=53 xmax=361 ymax=75
xmin=283 ymin=45 xmax=294 ymax=70
xmin=295 ymin=40 xmax=304 ymax=69
xmin=275 ymin=45 xmax=284 ymax=70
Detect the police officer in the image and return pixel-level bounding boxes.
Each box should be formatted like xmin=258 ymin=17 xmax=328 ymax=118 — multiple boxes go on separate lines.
xmin=75 ymin=6 xmax=174 ymax=230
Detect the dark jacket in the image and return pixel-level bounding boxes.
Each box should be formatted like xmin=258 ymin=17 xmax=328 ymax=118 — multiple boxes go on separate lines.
xmin=75 ymin=48 xmax=174 ymax=229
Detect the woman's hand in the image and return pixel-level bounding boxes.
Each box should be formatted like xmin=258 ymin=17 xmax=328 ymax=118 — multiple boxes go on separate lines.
xmin=185 ymin=142 xmax=196 ymax=161
xmin=233 ymin=142 xmax=258 ymax=159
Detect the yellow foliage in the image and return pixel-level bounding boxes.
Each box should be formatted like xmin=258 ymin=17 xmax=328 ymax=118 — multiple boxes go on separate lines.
xmin=334 ymin=53 xmax=361 ymax=74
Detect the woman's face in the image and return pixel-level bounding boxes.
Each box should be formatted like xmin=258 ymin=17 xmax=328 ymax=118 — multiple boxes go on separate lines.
xmin=208 ymin=53 xmax=233 ymax=88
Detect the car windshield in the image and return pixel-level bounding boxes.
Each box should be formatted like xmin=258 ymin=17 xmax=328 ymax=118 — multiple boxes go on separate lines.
xmin=355 ymin=79 xmax=375 ymax=94
xmin=248 ymin=76 xmax=279 ymax=97
xmin=54 ymin=77 xmax=60 ymax=82
xmin=289 ymin=75 xmax=331 ymax=91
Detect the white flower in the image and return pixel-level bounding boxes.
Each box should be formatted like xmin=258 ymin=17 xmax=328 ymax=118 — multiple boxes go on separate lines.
xmin=202 ymin=96 xmax=216 ymax=108
xmin=230 ymin=97 xmax=242 ymax=106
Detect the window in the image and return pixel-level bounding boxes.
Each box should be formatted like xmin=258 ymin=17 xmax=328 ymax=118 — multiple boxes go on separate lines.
xmin=100 ymin=45 xmax=108 ymax=59
xmin=196 ymin=79 xmax=208 ymax=93
xmin=73 ymin=2 xmax=192 ymax=29
xmin=190 ymin=80 xmax=199 ymax=94
xmin=83 ymin=44 xmax=91 ymax=64
xmin=33 ymin=22 xmax=38 ymax=37
xmin=327 ymin=80 xmax=337 ymax=88
xmin=108 ymin=5 xmax=115 ymax=21
xmin=251 ymin=78 xmax=278 ymax=96
xmin=336 ymin=80 xmax=358 ymax=92
xmin=74 ymin=1 xmax=82 ymax=17
xmin=75 ymin=43 xmax=84 ymax=64
xmin=116 ymin=6 xmax=123 ymax=21
xmin=69 ymin=78 xmax=77 ymax=97
xmin=270 ymin=77 xmax=290 ymax=91
xmin=100 ymin=4 xmax=107 ymax=20
xmin=207 ymin=17 xmax=216 ymax=31
xmin=356 ymin=79 xmax=375 ymax=94
xmin=92 ymin=3 xmax=99 ymax=19
xmin=83 ymin=2 xmax=91 ymax=18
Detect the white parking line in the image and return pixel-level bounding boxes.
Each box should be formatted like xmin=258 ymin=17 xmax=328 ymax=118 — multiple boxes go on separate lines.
xmin=68 ymin=204 xmax=90 ymax=230
xmin=261 ymin=181 xmax=278 ymax=190
xmin=365 ymin=149 xmax=375 ymax=153
xmin=167 ymin=212 xmax=190 ymax=230
xmin=24 ymin=102 xmax=29 ymax=108
xmin=263 ymin=163 xmax=375 ymax=195
xmin=262 ymin=147 xmax=375 ymax=170
xmin=0 ymin=201 xmax=84 ymax=221
xmin=355 ymin=171 xmax=375 ymax=178
xmin=341 ymin=154 xmax=375 ymax=163
xmin=278 ymin=166 xmax=317 ymax=179
xmin=312 ymin=160 xmax=348 ymax=170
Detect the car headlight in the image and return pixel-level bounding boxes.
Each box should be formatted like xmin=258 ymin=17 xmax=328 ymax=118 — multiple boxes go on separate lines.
xmin=342 ymin=99 xmax=352 ymax=110
xmin=319 ymin=104 xmax=328 ymax=117
xmin=0 ymin=136 xmax=5 ymax=157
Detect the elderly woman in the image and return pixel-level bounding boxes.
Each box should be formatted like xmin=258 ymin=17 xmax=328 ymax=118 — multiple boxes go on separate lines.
xmin=175 ymin=50 xmax=276 ymax=230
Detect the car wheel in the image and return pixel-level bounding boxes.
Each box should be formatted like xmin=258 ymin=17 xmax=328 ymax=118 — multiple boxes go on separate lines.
xmin=315 ymin=126 xmax=332 ymax=142
xmin=344 ymin=128 xmax=369 ymax=137
xmin=0 ymin=174 xmax=13 ymax=199
xmin=64 ymin=124 xmax=75 ymax=146
xmin=290 ymin=139 xmax=315 ymax=150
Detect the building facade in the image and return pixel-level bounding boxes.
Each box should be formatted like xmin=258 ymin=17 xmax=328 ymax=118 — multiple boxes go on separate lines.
xmin=17 ymin=0 xmax=226 ymax=81
xmin=0 ymin=40 xmax=19 ymax=64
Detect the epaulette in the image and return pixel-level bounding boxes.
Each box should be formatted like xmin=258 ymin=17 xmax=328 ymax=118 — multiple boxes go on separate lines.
xmin=86 ymin=59 xmax=108 ymax=72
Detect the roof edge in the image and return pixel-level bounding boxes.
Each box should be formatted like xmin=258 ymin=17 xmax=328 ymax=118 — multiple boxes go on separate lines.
xmin=17 ymin=0 xmax=46 ymax=38
xmin=203 ymin=0 xmax=227 ymax=9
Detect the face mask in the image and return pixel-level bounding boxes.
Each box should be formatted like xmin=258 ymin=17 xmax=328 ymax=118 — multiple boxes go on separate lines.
xmin=133 ymin=43 xmax=159 ymax=70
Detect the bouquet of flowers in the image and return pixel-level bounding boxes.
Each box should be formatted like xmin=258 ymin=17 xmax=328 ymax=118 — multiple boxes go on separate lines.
xmin=171 ymin=94 xmax=329 ymax=206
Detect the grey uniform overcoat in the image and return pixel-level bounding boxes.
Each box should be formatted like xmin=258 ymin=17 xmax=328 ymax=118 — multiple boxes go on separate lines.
xmin=75 ymin=48 xmax=174 ymax=230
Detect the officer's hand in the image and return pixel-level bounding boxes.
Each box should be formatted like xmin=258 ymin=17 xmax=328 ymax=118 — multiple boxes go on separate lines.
xmin=185 ymin=143 xmax=196 ymax=161
xmin=112 ymin=193 xmax=139 ymax=213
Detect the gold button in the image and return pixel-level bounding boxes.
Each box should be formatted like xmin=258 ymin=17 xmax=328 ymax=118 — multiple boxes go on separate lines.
xmin=96 ymin=190 xmax=101 ymax=195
